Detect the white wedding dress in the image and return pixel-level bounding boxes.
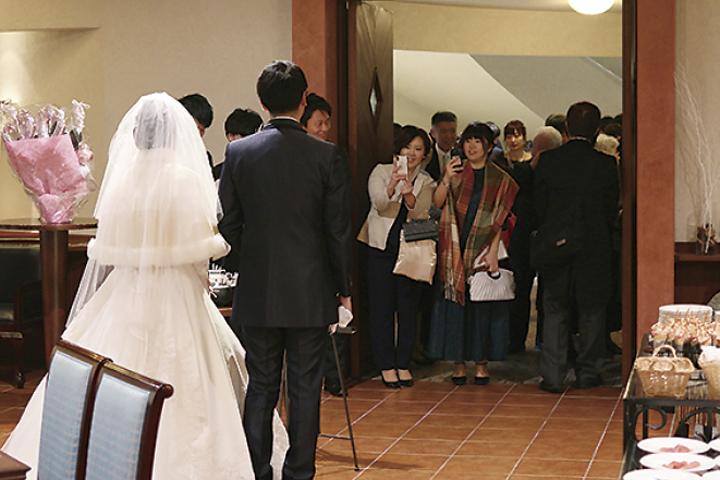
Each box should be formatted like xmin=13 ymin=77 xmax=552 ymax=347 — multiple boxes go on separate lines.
xmin=1 ymin=93 xmax=288 ymax=479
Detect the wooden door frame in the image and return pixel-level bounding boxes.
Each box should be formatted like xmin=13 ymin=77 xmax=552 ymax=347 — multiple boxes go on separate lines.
xmin=293 ymin=0 xmax=679 ymax=383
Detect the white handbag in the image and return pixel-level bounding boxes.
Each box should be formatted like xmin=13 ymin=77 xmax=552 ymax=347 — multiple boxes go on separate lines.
xmin=468 ymin=268 xmax=515 ymax=302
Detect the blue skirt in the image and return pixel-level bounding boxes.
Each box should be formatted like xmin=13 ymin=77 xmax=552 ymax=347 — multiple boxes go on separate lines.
xmin=428 ymin=296 xmax=510 ymax=362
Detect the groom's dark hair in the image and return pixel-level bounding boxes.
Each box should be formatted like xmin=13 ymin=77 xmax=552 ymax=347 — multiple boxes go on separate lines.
xmin=256 ymin=60 xmax=307 ymax=115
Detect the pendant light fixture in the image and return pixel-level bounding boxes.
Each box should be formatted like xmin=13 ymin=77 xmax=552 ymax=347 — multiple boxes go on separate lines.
xmin=568 ymin=0 xmax=614 ymax=15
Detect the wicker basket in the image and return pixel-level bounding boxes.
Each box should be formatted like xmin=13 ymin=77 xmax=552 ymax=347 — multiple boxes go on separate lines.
xmin=634 ymin=344 xmax=695 ymax=399
xmin=699 ymin=355 xmax=720 ymax=399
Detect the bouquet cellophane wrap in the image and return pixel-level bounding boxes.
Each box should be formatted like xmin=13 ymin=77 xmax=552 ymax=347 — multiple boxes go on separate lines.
xmin=4 ymin=134 xmax=89 ymax=224
xmin=634 ymin=344 xmax=694 ymax=399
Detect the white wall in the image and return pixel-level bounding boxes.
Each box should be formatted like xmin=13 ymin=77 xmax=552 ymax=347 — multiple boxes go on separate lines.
xmin=377 ymin=1 xmax=621 ymax=146
xmin=675 ymin=0 xmax=720 ymax=241
xmin=0 ymin=0 xmax=292 ymax=219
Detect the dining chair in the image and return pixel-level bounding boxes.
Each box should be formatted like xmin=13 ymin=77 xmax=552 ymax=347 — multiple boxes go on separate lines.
xmin=84 ymin=362 xmax=173 ymax=480
xmin=0 ymin=242 xmax=44 ymax=388
xmin=37 ymin=340 xmax=110 ymax=480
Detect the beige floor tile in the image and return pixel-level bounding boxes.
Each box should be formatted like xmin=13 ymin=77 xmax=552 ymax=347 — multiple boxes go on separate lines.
xmin=371 ymin=452 xmax=448 ymax=471
xmin=403 ymin=425 xmax=475 ymax=441
xmin=454 ymin=440 xmax=528 ymax=458
xmin=385 ymin=437 xmax=461 ymax=456
xmin=469 ymin=427 xmax=538 ymax=444
xmin=440 ymin=454 xmax=518 ymax=475
xmin=313 ymin=466 xmax=361 ymax=479
xmin=513 ymin=458 xmax=591 ymax=477
xmin=489 ymin=405 xmax=554 ymax=418
xmin=355 ymin=468 xmax=435 ymax=479
xmin=524 ymin=440 xmax=598 ymax=460
xmin=434 ymin=472 xmax=508 ymax=480
xmin=585 ymin=459 xmax=623 ymax=478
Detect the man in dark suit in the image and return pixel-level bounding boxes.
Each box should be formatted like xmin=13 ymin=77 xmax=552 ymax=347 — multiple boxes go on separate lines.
xmin=424 ymin=111 xmax=457 ymax=181
xmin=533 ymin=101 xmax=620 ymax=393
xmin=218 ymin=60 xmax=353 ymax=480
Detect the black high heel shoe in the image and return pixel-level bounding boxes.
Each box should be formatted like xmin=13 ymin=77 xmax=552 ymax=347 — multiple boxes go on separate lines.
xmin=381 ymin=370 xmax=401 ymax=389
xmin=475 ymin=361 xmax=489 ymax=385
xmin=382 ymin=378 xmax=401 ymax=388
xmin=397 ymin=369 xmax=414 ymax=387
xmin=451 ymin=376 xmax=467 ymax=386
xmin=451 ymin=362 xmax=467 ymax=386
xmin=474 ymin=376 xmax=489 ymax=385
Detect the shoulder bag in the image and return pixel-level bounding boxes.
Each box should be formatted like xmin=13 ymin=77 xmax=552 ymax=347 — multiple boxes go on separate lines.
xmin=530 ymin=165 xmax=590 ymax=271
xmin=402 ymin=217 xmax=439 ymax=242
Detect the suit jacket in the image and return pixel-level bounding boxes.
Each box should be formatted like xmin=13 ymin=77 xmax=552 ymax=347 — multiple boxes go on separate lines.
xmin=534 ymin=139 xmax=620 ymax=308
xmin=218 ymin=118 xmax=353 ymax=328
xmin=357 ymin=163 xmax=436 ymax=250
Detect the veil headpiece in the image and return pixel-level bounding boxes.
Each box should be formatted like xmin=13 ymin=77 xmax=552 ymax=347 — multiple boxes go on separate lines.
xmin=67 ymin=93 xmax=228 ymax=325
xmin=90 ymin=92 xmax=227 ymax=267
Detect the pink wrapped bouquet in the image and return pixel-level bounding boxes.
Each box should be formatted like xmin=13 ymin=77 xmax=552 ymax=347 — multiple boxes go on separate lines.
xmin=1 ymin=100 xmax=96 ymax=224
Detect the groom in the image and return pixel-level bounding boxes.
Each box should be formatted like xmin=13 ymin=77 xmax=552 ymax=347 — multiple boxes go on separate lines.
xmin=218 ymin=60 xmax=353 ymax=480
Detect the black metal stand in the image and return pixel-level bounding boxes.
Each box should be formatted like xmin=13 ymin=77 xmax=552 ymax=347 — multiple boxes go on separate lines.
xmin=319 ymin=326 xmax=359 ymax=471
xmin=278 ymin=326 xmax=359 ymax=471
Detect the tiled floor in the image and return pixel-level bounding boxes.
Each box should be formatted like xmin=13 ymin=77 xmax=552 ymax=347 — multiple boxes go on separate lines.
xmin=315 ymin=380 xmax=624 ymax=479
xmin=0 ymin=369 xmax=625 ymax=479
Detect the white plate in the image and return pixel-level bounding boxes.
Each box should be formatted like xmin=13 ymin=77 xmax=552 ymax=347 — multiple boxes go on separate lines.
xmin=638 ymin=438 xmax=710 ymax=455
xmin=706 ymin=438 xmax=720 ymax=453
xmin=640 ymin=453 xmax=715 ymax=473
xmin=702 ymin=471 xmax=720 ymax=479
xmin=624 ymin=469 xmax=700 ymax=480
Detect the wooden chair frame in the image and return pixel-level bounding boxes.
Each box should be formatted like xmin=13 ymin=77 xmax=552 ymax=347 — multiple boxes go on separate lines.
xmin=40 ymin=339 xmax=110 ymax=480
xmin=86 ymin=362 xmax=173 ymax=480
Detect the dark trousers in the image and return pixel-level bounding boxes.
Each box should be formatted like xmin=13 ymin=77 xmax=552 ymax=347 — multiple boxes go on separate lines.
xmin=540 ymin=265 xmax=605 ymax=387
xmin=367 ymin=248 xmax=422 ymax=371
xmin=508 ymin=252 xmax=536 ymax=353
xmin=242 ymin=325 xmax=326 ymax=480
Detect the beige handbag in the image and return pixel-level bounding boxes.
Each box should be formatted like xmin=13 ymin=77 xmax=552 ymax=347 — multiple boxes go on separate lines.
xmin=392 ymin=230 xmax=437 ymax=284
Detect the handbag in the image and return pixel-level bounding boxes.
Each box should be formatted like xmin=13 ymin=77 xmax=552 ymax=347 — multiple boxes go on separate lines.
xmin=529 ymin=201 xmax=584 ymax=271
xmin=468 ymin=268 xmax=515 ymax=302
xmin=530 ymin=165 xmax=591 ymax=271
xmin=402 ymin=217 xmax=439 ymax=242
xmin=393 ymin=230 xmax=437 ymax=284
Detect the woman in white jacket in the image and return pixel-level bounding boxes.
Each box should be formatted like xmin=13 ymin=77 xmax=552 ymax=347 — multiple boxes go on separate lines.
xmin=358 ymin=125 xmax=435 ymax=388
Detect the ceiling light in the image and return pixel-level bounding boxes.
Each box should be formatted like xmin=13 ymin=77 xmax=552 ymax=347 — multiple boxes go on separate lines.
xmin=568 ymin=0 xmax=614 ymax=15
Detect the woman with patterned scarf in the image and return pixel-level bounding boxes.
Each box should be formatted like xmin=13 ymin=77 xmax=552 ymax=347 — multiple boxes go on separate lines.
xmin=428 ymin=122 xmax=519 ymax=385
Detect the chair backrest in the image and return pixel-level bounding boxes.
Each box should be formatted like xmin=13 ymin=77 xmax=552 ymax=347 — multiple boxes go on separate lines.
xmin=38 ymin=340 xmax=110 ymax=480
xmin=0 ymin=243 xmax=41 ymax=303
xmin=85 ymin=363 xmax=173 ymax=480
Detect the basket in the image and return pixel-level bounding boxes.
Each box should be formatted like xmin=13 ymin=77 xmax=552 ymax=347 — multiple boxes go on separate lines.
xmin=634 ymin=344 xmax=695 ymax=399
xmin=699 ymin=355 xmax=720 ymax=400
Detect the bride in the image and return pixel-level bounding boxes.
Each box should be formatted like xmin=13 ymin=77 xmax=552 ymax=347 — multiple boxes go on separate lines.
xmin=2 ymin=92 xmax=288 ymax=479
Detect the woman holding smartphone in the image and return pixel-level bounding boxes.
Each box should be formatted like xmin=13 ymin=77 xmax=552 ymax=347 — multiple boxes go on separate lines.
xmin=429 ymin=122 xmax=518 ymax=385
xmin=358 ymin=125 xmax=435 ymax=388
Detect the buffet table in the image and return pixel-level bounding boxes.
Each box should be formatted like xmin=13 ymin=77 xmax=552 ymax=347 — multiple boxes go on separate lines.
xmin=622 ymin=334 xmax=720 ymax=476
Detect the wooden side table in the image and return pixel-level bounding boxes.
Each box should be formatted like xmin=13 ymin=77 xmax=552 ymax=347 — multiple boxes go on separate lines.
xmin=0 ymin=218 xmax=97 ymax=364
xmin=0 ymin=451 xmax=30 ymax=479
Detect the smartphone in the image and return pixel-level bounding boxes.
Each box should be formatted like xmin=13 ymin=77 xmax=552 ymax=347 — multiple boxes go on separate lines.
xmin=396 ymin=155 xmax=408 ymax=175
xmin=451 ymin=157 xmax=464 ymax=173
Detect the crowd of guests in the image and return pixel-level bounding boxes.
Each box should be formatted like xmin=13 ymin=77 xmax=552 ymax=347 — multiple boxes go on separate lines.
xmin=182 ymin=89 xmax=622 ymax=393
xmin=360 ymin=103 xmax=621 ymax=392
